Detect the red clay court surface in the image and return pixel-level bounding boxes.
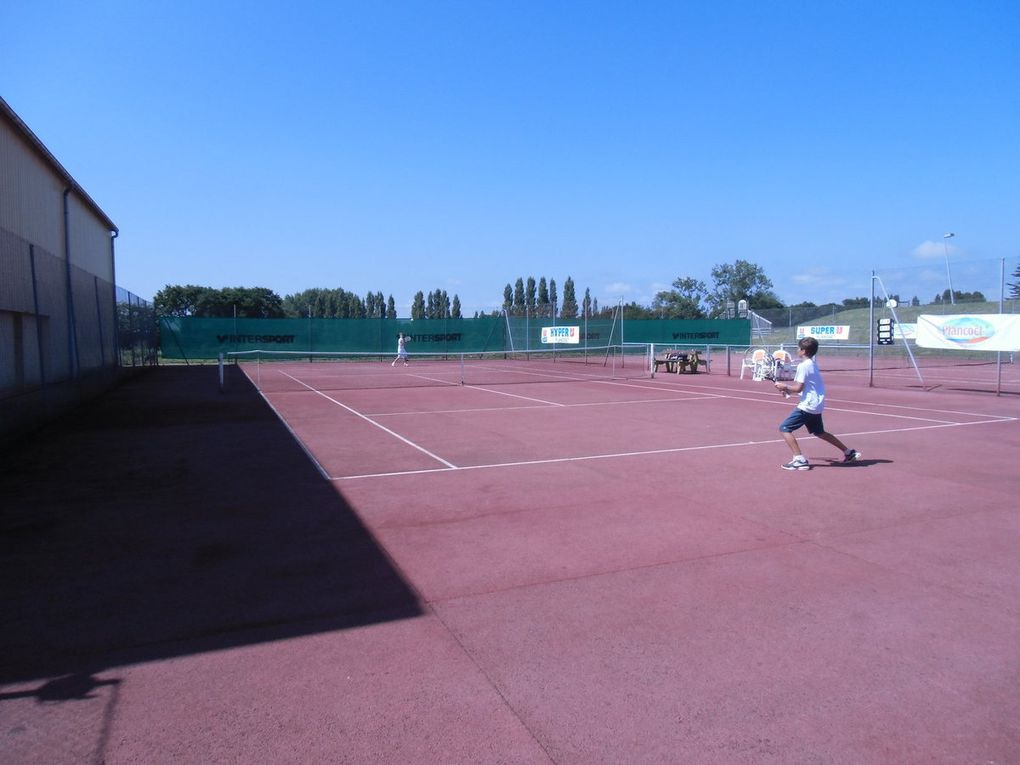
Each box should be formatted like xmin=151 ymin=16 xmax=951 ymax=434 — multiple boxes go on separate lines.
xmin=2 ymin=359 xmax=1019 ymax=763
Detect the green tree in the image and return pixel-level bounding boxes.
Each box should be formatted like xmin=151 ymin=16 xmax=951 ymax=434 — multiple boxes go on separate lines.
xmin=621 ymin=301 xmax=656 ymax=319
xmin=513 ymin=278 xmax=525 ymax=315
xmin=191 ymin=286 xmax=284 ymax=318
xmin=538 ymin=277 xmax=550 ymax=316
xmin=427 ymin=289 xmax=450 ymax=318
xmin=365 ymin=291 xmax=384 ymax=318
xmin=582 ymin=288 xmax=592 ymax=318
xmin=652 ymin=277 xmax=708 ymax=319
xmin=153 ymin=284 xmax=212 ymax=317
xmin=958 ymin=290 xmax=986 ymax=302
xmin=283 ymin=287 xmax=381 ymax=318
xmin=560 ymin=277 xmax=578 ymax=319
xmin=411 ymin=291 xmax=426 ymax=319
xmin=343 ymin=291 xmax=366 ymax=318
xmin=708 ymin=260 xmax=778 ymax=316
xmin=526 ymin=277 xmax=537 ymax=311
xmin=549 ymin=279 xmax=558 ymax=316
xmin=1010 ymin=262 xmax=1020 ymax=298
xmin=387 ymin=295 xmax=397 ymax=319
xmin=451 ymin=295 xmax=462 ymax=318
xmin=842 ymin=297 xmax=871 ymax=308
xmin=503 ymin=284 xmax=513 ymax=313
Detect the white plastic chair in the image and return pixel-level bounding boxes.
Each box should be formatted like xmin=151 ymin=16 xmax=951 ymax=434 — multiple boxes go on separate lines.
xmin=772 ymin=349 xmax=796 ymax=381
xmin=740 ymin=348 xmax=771 ymax=380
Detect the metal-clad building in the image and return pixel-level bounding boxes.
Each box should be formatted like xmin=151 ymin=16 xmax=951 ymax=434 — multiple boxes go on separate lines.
xmin=1 ymin=95 xmax=123 ymax=444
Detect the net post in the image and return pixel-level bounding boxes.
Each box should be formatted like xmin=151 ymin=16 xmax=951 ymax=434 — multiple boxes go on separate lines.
xmin=869 ymin=271 xmax=875 ymax=387
xmin=218 ymin=352 xmax=225 ymax=392
xmin=998 ymin=257 xmax=1005 ymax=396
xmin=874 ymin=274 xmax=925 ymax=388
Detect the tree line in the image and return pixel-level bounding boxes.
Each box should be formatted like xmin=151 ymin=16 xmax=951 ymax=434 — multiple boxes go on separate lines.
xmin=153 ymin=284 xmax=463 ymax=320
xmin=153 ymin=257 xmax=1015 ymax=320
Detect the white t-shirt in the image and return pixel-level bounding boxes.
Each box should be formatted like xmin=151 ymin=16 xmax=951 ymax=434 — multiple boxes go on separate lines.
xmin=794 ymin=356 xmax=825 ymax=414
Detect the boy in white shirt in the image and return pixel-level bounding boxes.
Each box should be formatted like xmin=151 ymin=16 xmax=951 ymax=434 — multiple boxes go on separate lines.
xmin=775 ymin=336 xmax=862 ymax=470
xmin=391 ymin=332 xmax=410 ymax=366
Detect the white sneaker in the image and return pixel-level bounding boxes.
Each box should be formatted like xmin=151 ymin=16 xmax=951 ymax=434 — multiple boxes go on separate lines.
xmin=781 ymin=457 xmax=810 ymax=471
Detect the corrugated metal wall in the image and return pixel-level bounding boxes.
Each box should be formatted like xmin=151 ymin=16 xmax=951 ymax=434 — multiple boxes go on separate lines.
xmin=0 ymin=120 xmax=66 ymax=257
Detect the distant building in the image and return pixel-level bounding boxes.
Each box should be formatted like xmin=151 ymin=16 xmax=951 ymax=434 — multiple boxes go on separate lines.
xmin=1 ymin=96 xmax=124 ymax=443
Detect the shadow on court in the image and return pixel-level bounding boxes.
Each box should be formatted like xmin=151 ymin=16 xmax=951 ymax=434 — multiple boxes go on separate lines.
xmin=0 ymin=365 xmax=422 ymax=684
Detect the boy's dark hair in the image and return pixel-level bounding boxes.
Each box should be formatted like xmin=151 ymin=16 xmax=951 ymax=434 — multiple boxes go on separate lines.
xmin=798 ymin=337 xmax=819 ymax=357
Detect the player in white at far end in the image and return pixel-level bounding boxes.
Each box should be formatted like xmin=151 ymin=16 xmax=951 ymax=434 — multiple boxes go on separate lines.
xmin=774 ymin=336 xmax=862 ymax=471
xmin=391 ymin=332 xmax=410 ymax=367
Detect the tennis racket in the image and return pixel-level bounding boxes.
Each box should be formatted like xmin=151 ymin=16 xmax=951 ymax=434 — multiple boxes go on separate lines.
xmin=762 ymin=369 xmax=791 ymax=398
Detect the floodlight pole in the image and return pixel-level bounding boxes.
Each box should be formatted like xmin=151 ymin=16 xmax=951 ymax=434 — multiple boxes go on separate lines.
xmin=943 ymin=232 xmax=956 ymax=305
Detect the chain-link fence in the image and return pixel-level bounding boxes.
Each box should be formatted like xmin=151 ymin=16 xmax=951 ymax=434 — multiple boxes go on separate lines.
xmin=116 ymin=286 xmax=158 ymax=367
xmin=744 ymin=258 xmax=1017 ymax=394
xmin=1 ymin=226 xmax=157 ymax=405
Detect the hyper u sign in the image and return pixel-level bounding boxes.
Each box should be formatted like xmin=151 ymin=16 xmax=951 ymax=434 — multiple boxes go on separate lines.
xmin=541 ymin=326 xmax=580 ymax=344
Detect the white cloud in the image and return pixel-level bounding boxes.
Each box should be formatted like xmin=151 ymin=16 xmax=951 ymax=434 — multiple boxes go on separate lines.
xmin=791 ymin=270 xmax=849 ymax=289
xmin=913 ymin=240 xmax=956 ymax=259
xmin=604 ymin=282 xmax=632 ymax=295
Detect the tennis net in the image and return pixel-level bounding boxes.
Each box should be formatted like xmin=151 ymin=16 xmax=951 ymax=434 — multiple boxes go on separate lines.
xmin=220 ymin=344 xmax=653 ymax=393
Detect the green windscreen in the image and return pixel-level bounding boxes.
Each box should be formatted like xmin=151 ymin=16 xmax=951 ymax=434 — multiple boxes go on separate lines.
xmin=161 ymin=316 xmax=750 ymax=360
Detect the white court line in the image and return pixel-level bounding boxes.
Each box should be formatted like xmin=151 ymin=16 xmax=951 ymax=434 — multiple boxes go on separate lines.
xmin=366 ymin=381 xmax=990 ymax=426
xmin=466 ymin=362 xmax=628 ymax=381
xmin=827 ymin=397 xmax=1015 ymax=420
xmin=613 ymin=376 xmax=1017 ymax=423
xmin=278 ymin=370 xmax=458 ymax=469
xmin=609 ymin=381 xmax=964 ymax=425
xmin=403 ymin=373 xmax=461 ymax=386
xmin=370 ymin=394 xmax=712 ymax=417
xmin=330 ymin=416 xmax=1015 ymax=480
xmin=252 ymin=388 xmax=332 ymax=481
xmin=464 ymin=385 xmax=566 ymax=406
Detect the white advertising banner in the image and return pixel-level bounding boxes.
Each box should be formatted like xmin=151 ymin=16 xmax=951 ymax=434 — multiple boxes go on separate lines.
xmin=796 ymin=325 xmax=851 ymax=340
xmin=541 ymin=325 xmax=580 ymax=344
xmin=895 ymin=323 xmax=917 ymax=340
xmin=915 ymin=314 xmax=1020 ymax=352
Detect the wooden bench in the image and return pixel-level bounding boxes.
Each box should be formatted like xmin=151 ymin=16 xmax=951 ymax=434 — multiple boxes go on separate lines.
xmin=653 ymin=351 xmax=707 ymax=375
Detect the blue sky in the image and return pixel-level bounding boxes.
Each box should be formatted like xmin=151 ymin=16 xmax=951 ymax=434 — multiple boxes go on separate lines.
xmin=3 ymin=0 xmax=1018 ymax=314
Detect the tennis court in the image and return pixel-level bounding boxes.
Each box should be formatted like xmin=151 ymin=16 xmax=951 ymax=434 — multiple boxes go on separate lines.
xmin=232 ymin=352 xmax=1020 ymax=761
xmin=230 ymin=352 xmax=1016 ymax=479
xmin=3 ymin=361 xmax=1019 ymax=763
xmin=240 ymin=357 xmax=1020 ymax=758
